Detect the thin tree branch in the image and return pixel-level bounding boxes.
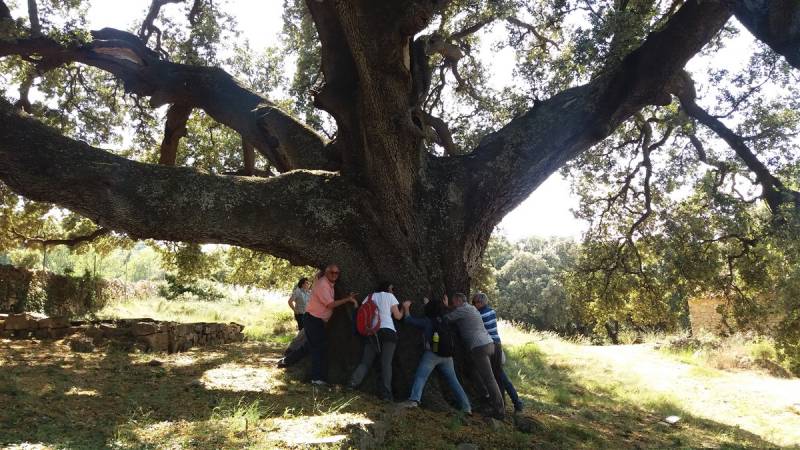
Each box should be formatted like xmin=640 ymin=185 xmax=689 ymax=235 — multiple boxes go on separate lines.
xmin=13 ymin=227 xmax=109 ymax=248
xmin=673 ymin=71 xmax=800 ymax=214
xmin=506 ymin=16 xmax=559 ymax=49
xmin=139 ymin=0 xmax=185 ymax=45
xmin=27 ymin=0 xmax=41 ymax=36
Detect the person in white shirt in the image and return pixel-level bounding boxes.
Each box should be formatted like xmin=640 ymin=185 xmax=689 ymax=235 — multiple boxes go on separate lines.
xmin=347 ymin=281 xmax=403 ymax=401
xmin=287 ymin=277 xmax=311 ymax=330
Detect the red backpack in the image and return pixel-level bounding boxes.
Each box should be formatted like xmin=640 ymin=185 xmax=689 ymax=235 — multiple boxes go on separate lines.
xmin=356 ymin=294 xmax=381 ymax=336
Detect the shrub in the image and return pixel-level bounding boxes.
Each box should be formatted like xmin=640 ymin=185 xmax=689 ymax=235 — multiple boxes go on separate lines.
xmin=158 ymin=274 xmax=224 ymax=302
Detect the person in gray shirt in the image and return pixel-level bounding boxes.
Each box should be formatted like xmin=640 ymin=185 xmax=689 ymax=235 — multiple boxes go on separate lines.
xmin=444 ymin=293 xmax=505 ymax=419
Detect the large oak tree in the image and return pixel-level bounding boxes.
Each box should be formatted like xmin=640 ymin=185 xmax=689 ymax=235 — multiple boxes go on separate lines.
xmin=1 ymin=0 xmax=798 ymax=403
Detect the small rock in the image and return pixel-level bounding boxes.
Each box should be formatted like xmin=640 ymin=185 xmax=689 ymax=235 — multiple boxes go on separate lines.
xmin=131 ymin=322 xmax=158 ymax=336
xmin=664 ymin=415 xmax=681 ymax=426
xmin=513 ymin=414 xmax=545 ymax=433
xmin=147 ymin=359 xmax=163 ymax=367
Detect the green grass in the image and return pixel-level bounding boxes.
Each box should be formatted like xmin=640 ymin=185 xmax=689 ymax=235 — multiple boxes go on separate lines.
xmin=2 ymin=292 xmax=798 ymax=449
xmin=98 ymin=285 xmax=298 ymax=343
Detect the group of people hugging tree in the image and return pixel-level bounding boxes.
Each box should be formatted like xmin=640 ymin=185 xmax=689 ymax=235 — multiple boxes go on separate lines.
xmin=281 ymin=264 xmax=523 ymax=420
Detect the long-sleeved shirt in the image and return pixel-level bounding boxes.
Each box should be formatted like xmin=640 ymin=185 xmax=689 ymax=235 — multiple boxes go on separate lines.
xmin=404 ymin=314 xmax=434 ymax=351
xmin=444 ymin=304 xmax=493 ymax=350
xmin=477 ymin=305 xmax=501 ymax=343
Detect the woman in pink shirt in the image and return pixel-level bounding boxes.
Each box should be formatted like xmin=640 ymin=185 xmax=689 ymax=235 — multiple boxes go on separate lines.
xmin=304 ymin=264 xmax=357 ymax=385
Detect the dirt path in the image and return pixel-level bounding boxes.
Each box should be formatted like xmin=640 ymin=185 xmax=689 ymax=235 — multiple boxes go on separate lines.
xmin=563 ymin=343 xmax=800 ymax=447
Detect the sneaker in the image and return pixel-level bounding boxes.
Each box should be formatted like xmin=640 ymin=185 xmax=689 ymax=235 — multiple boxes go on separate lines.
xmin=399 ymin=400 xmax=419 ymax=408
xmin=276 ymin=358 xmax=287 ymax=369
xmin=311 ymin=379 xmax=328 ymax=386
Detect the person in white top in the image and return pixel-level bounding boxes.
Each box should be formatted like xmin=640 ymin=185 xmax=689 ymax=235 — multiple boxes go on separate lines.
xmin=347 ymin=281 xmax=403 ymax=401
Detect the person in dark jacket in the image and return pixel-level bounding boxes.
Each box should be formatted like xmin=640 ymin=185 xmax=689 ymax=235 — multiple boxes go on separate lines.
xmin=399 ymin=296 xmax=471 ymax=413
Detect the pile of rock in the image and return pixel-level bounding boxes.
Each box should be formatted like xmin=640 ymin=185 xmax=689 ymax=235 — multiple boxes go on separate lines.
xmin=0 ymin=313 xmax=244 ymax=353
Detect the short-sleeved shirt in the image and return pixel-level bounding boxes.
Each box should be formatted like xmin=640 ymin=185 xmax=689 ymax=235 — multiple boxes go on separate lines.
xmin=305 ymin=277 xmax=335 ymax=321
xmin=363 ymin=291 xmax=399 ymax=332
xmin=290 ymin=287 xmax=310 ymax=314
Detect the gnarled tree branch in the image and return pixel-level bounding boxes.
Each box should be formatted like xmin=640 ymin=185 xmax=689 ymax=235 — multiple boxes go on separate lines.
xmin=460 ymin=1 xmax=731 ymax=245
xmin=673 ymin=71 xmax=800 ymax=213
xmin=13 ymin=227 xmax=110 ymax=248
xmin=139 ymin=0 xmax=184 ymax=45
xmin=0 ymin=97 xmax=374 ymax=269
xmin=0 ymin=27 xmax=332 ymax=172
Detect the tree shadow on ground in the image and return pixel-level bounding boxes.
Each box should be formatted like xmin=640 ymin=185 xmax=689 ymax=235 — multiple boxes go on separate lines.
xmin=0 ymin=337 xmax=791 ymax=450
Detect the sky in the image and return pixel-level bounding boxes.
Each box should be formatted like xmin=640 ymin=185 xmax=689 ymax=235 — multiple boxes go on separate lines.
xmin=83 ymin=0 xmax=588 ymax=241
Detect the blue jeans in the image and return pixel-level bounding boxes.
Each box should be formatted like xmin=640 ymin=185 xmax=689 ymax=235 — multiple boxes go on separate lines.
xmin=409 ymin=350 xmax=471 ymax=412
xmin=500 ymin=367 xmax=521 ymax=406
xmin=494 ymin=342 xmax=521 ymax=407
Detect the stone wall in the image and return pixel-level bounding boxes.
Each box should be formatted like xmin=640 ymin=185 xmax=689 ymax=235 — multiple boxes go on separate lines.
xmin=687 ymin=294 xmax=727 ymax=334
xmin=0 ymin=313 xmax=244 ymax=353
xmin=688 ymin=293 xmax=784 ymax=335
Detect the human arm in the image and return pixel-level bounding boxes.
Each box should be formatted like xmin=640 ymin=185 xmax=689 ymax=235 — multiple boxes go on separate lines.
xmin=391 ymin=304 xmax=403 ymax=320
xmin=443 ymin=305 xmax=466 ymax=321
xmin=287 ymin=289 xmax=296 ymax=311
xmin=328 ymin=292 xmax=357 ymax=309
xmin=401 ymin=300 xmax=429 ymax=328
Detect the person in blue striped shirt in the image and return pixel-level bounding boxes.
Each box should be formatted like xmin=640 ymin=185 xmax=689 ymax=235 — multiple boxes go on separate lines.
xmin=472 ymin=292 xmax=524 ymax=412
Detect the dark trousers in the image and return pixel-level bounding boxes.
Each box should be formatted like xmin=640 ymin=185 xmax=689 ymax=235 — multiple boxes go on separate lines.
xmin=492 ymin=342 xmax=521 ymax=406
xmin=349 ymin=328 xmax=398 ymax=400
xmin=471 ymin=342 xmax=504 ymax=417
xmin=294 ymin=313 xmax=304 ymax=331
xmin=303 ymin=313 xmax=326 ymax=381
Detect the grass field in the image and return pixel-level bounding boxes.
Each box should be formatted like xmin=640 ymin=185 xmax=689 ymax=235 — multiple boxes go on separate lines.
xmin=1 ymin=290 xmax=798 ymax=449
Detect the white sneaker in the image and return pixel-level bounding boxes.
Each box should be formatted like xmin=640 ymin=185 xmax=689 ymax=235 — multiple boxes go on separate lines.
xmin=400 ymin=400 xmax=419 ymax=408
xmin=311 ymin=379 xmax=328 ymax=386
